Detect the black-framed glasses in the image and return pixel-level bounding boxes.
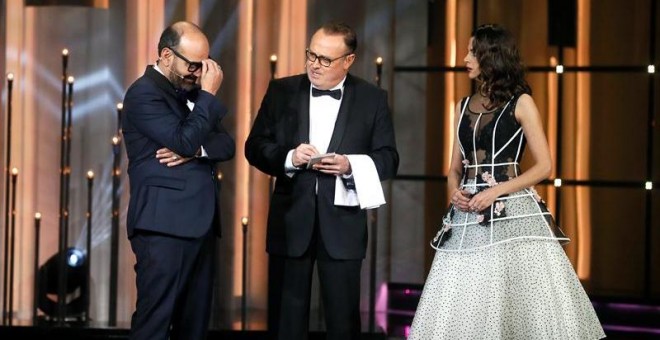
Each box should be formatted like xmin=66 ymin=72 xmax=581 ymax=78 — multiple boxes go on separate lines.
xmin=168 ymin=47 xmax=204 ymax=73
xmin=305 ymin=48 xmax=353 ymax=67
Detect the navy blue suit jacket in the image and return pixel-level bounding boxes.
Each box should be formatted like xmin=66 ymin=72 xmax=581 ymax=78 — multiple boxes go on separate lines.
xmin=245 ymin=74 xmax=398 ymax=259
xmin=122 ymin=66 xmax=235 ymax=238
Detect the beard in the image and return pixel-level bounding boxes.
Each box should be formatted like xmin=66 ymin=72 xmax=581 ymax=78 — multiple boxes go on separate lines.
xmin=168 ymin=68 xmax=200 ymax=92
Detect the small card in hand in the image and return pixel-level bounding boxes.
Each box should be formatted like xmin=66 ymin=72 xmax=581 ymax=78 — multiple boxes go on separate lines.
xmin=307 ymin=152 xmax=336 ymax=169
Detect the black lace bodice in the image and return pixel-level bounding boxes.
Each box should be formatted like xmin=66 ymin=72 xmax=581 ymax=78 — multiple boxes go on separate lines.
xmin=458 ymin=95 xmax=526 ymax=186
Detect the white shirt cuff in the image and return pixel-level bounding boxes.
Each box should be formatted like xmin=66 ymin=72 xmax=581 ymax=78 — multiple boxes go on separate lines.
xmin=284 ymin=149 xmax=298 ymax=178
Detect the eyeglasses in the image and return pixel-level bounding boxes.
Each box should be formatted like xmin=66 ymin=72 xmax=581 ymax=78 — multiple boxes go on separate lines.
xmin=305 ymin=48 xmax=352 ymax=67
xmin=168 ymin=47 xmax=204 ymax=73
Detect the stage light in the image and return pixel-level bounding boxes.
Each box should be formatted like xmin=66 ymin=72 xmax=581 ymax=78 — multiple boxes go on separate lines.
xmin=67 ymin=248 xmax=85 ymax=267
xmin=645 ymin=181 xmax=653 ymax=190
xmin=554 ymin=178 xmax=562 ymax=187
xmin=37 ymin=247 xmax=88 ymax=321
xmin=648 ymin=65 xmax=655 ymax=74
xmin=555 ymin=65 xmax=564 ymax=74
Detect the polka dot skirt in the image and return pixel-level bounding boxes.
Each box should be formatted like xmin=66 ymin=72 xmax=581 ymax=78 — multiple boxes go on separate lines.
xmin=408 ymin=240 xmax=606 ymax=339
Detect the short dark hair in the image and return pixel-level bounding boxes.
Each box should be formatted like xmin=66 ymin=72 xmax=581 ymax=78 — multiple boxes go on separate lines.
xmin=320 ymin=21 xmax=357 ymax=54
xmin=157 ymin=22 xmax=204 ymax=57
xmin=158 ymin=25 xmax=181 ymax=57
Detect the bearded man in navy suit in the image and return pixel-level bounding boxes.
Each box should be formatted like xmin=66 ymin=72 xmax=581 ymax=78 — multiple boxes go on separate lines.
xmin=122 ymin=21 xmax=234 ymax=340
xmin=246 ymin=21 xmax=398 ymax=339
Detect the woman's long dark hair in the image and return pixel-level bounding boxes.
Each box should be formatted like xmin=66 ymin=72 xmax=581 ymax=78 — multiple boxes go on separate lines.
xmin=472 ymin=24 xmax=531 ymax=109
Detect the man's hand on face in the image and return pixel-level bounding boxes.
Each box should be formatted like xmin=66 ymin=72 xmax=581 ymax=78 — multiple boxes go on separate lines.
xmin=200 ymin=59 xmax=223 ymax=95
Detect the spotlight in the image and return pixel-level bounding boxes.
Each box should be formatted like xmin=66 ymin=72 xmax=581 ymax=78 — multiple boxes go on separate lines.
xmin=67 ymin=248 xmax=85 ymax=267
xmin=37 ymin=247 xmax=88 ymax=321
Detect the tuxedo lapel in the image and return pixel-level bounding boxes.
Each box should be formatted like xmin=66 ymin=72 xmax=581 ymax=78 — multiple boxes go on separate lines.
xmin=295 ymin=76 xmax=311 ymax=144
xmin=326 ymin=74 xmax=353 ymax=153
xmin=144 ymin=66 xmax=190 ymax=117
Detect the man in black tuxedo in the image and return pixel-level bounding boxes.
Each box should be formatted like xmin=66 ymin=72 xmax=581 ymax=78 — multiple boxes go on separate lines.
xmin=245 ymin=21 xmax=398 ymax=339
xmin=122 ymin=21 xmax=234 ymax=340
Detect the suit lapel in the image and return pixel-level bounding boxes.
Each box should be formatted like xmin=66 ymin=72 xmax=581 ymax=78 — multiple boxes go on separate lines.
xmin=326 ymin=74 xmax=353 ymax=152
xmin=295 ymin=76 xmax=311 ymax=144
xmin=144 ymin=66 xmax=189 ymax=117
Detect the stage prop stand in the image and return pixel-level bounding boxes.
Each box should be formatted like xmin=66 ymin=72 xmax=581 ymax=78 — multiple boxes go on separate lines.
xmin=107 ymin=103 xmax=122 ymax=325
xmin=109 ymin=136 xmax=121 ymax=326
xmin=2 ymin=73 xmax=14 ymax=325
xmin=32 ymin=212 xmax=41 ymax=325
xmin=56 ymin=49 xmax=69 ymax=324
xmin=375 ymin=56 xmax=383 ymax=87
xmin=269 ymin=54 xmax=277 ymax=80
xmin=241 ymin=216 xmax=249 ymax=330
xmin=268 ymin=55 xmax=277 ymax=195
xmin=85 ymin=171 xmax=94 ymax=322
xmin=368 ymin=57 xmax=383 ymax=333
xmin=63 ymin=76 xmax=74 ymax=242
xmin=116 ymin=103 xmax=123 ymax=133
xmin=8 ymin=168 xmax=18 ymax=325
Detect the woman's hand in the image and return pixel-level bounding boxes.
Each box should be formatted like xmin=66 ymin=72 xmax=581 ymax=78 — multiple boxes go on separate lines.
xmin=468 ymin=187 xmax=501 ymax=213
xmin=450 ymin=188 xmax=473 ymax=212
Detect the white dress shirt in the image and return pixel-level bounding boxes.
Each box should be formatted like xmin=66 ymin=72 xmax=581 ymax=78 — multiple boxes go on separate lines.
xmin=285 ymin=77 xmax=346 ymax=174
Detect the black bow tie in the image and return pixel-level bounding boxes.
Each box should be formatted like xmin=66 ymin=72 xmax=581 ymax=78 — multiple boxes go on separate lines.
xmin=312 ymin=87 xmax=342 ymax=100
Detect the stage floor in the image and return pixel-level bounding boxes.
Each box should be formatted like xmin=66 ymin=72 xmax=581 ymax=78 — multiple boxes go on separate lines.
xmin=0 ymin=326 xmax=388 ymax=340
xmin=3 ymin=300 xmax=660 ymax=339
xmin=0 ymin=310 xmax=390 ymax=340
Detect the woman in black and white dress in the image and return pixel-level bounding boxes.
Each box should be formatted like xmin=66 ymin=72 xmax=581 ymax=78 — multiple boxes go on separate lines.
xmin=408 ymin=24 xmax=605 ymax=339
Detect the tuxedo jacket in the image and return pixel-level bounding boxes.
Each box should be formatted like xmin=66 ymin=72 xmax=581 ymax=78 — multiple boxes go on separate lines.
xmin=122 ymin=66 xmax=235 ymax=238
xmin=245 ymin=74 xmax=398 ymax=260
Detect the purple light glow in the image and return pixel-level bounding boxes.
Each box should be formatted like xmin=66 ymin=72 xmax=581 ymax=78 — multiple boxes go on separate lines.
xmin=602 ymin=303 xmax=660 ymax=313
xmin=602 ymin=324 xmax=660 ymax=335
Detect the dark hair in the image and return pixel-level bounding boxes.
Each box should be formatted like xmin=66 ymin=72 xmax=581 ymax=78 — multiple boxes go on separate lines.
xmin=471 ymin=24 xmax=531 ymax=109
xmin=157 ymin=22 xmax=203 ymax=57
xmin=158 ymin=25 xmax=181 ymax=57
xmin=320 ymin=21 xmax=357 ymax=54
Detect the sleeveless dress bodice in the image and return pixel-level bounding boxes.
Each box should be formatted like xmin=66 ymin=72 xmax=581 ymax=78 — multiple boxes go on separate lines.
xmin=432 ymin=95 xmax=568 ymax=251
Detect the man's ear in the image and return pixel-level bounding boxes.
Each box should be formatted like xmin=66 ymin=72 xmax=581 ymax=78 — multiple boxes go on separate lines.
xmin=159 ymin=48 xmax=173 ymax=66
xmin=344 ymin=54 xmax=356 ymax=69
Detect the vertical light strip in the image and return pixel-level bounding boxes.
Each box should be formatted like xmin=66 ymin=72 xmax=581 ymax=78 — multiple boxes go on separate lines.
xmin=242 ymin=0 xmax=308 ymax=319
xmin=234 ymin=0 xmax=254 ymax=302
xmin=121 ymin=0 xmax=164 ymax=323
xmin=185 ymin=0 xmax=199 ymax=24
xmin=238 ymin=0 xmax=309 ymax=321
xmin=127 ymin=0 xmax=164 ymax=81
xmin=575 ymin=0 xmax=592 ymax=280
xmin=17 ymin=4 xmax=36 ymax=320
xmin=93 ymin=0 xmax=109 ymax=8
xmin=277 ymin=0 xmax=293 ymax=75
xmin=277 ymin=0 xmax=307 ymax=76
xmin=443 ymin=0 xmax=457 ymax=177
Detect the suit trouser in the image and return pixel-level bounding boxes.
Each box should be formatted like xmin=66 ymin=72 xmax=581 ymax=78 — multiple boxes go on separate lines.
xmin=270 ymin=211 xmax=363 ymax=340
xmin=128 ymin=229 xmax=215 ymax=340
